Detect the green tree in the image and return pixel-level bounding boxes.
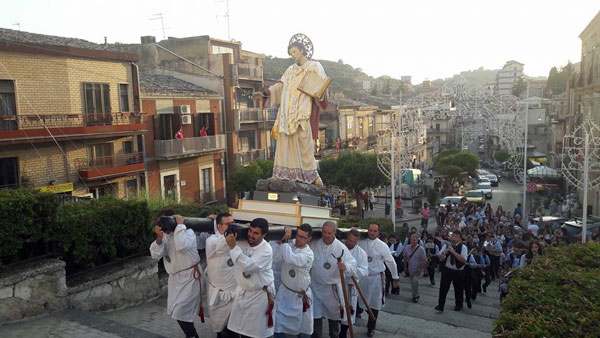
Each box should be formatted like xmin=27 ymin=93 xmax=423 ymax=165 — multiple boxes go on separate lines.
xmin=433 ymin=149 xmax=479 ymax=194
xmin=494 ymin=149 xmax=510 ymax=162
xmin=319 ymin=152 xmax=388 ymax=218
xmin=229 ymin=159 xmax=274 ymax=192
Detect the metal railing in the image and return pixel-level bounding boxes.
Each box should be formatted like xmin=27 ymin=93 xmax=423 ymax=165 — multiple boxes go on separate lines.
xmin=266 ymin=107 xmax=278 ymax=121
xmin=154 ymin=134 xmax=226 ymax=158
xmin=0 ymin=112 xmax=143 ymax=131
xmin=238 ymin=108 xmax=264 ymax=122
xmin=73 ymin=152 xmax=144 ymax=170
xmin=237 ymin=149 xmax=265 ymax=166
xmin=236 ymin=63 xmax=263 ymax=80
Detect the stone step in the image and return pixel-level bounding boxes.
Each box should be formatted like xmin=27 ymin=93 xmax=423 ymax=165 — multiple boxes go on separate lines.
xmin=354 ymin=309 xmax=492 ymax=338
xmin=371 ymin=294 xmax=496 ymax=333
xmin=395 ymin=275 xmax=501 ymax=308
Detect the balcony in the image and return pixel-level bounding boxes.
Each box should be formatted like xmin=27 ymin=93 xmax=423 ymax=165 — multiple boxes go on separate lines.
xmin=236 ymin=149 xmax=265 ymax=166
xmin=266 ymin=107 xmax=278 ymax=121
xmin=0 ymin=112 xmax=145 ymax=144
xmin=74 ymin=152 xmax=144 ymax=180
xmin=236 ymin=63 xmax=263 ymax=81
xmin=154 ymin=134 xmax=226 ymax=159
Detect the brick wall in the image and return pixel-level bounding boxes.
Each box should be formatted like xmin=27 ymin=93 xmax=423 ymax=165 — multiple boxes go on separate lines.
xmin=0 ymin=51 xmax=133 ymax=116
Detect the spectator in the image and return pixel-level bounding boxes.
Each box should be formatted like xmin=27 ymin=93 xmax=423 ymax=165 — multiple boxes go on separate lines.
xmin=548 ymin=199 xmax=558 ymax=216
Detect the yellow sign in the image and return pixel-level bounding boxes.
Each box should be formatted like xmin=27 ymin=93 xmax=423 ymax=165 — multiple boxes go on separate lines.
xmin=267 ymin=193 xmax=279 ymax=201
xmin=37 ymin=182 xmax=74 ymax=194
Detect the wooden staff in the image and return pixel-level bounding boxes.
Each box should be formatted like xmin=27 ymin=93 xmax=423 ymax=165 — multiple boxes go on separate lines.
xmin=333 ymin=250 xmax=354 ymax=338
xmin=350 ymin=275 xmax=376 ymax=321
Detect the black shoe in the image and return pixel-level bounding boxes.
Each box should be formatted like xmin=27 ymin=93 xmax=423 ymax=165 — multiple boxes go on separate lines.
xmin=412 ymin=297 xmax=418 ymax=303
xmin=367 ymin=330 xmax=375 ymax=337
xmin=454 ymin=306 xmax=462 ymax=311
xmin=467 ymin=301 xmax=472 ymax=309
xmin=431 ymin=281 xmax=436 ymax=285
xmin=434 ymin=305 xmax=444 ymax=312
xmin=483 ymin=285 xmax=487 ymax=293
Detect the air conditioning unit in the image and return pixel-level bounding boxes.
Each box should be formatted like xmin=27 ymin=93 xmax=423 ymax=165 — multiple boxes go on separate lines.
xmin=180 ymin=105 xmax=191 ymax=114
xmin=181 ymin=114 xmax=192 ymax=125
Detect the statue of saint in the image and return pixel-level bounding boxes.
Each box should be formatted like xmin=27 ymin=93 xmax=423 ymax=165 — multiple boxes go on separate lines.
xmin=256 ymin=34 xmax=329 ymax=186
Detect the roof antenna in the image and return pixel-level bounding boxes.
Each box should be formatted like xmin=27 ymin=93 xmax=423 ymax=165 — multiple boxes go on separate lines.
xmin=13 ymin=23 xmax=20 ymax=31
xmin=151 ymin=13 xmax=167 ymax=40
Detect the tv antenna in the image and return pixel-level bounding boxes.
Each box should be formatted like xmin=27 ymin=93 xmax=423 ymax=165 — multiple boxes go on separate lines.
xmin=216 ymin=0 xmax=231 ymax=40
xmin=13 ymin=23 xmax=20 ymax=31
xmin=150 ymin=13 xmax=167 ymax=40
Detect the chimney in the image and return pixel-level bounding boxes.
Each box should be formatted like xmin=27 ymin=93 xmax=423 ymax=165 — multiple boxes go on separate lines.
xmin=141 ymin=36 xmax=156 ymax=44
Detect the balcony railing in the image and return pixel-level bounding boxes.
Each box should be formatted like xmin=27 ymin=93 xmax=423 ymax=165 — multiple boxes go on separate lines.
xmin=74 ymin=152 xmax=144 ymax=171
xmin=0 ymin=112 xmax=143 ymax=131
xmin=154 ymin=134 xmax=226 ymax=158
xmin=238 ymin=108 xmax=264 ymax=122
xmin=237 ymin=149 xmax=265 ymax=166
xmin=236 ymin=63 xmax=263 ymax=81
xmin=266 ymin=107 xmax=278 ymax=121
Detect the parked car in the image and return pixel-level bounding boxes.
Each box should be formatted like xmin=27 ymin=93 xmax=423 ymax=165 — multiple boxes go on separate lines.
xmin=485 ymin=173 xmax=499 ymax=186
xmin=465 ymin=190 xmax=486 ymax=205
xmin=475 ymin=181 xmax=492 ymax=199
xmin=439 ymin=196 xmax=468 ymax=208
xmin=561 ymin=220 xmax=600 ymax=242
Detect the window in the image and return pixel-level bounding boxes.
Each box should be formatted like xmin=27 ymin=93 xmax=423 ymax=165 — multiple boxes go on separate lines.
xmin=126 ymin=179 xmax=137 ymax=198
xmin=122 ymin=141 xmax=133 ymax=154
xmin=119 ymin=84 xmax=129 ymax=112
xmin=87 ymin=143 xmax=114 ymax=168
xmin=346 ymin=116 xmax=354 ymax=138
xmin=0 ymin=157 xmax=18 ymax=189
xmin=238 ymin=130 xmax=256 ymax=151
xmin=0 ymin=80 xmax=17 ymax=130
xmin=201 ymin=168 xmax=213 ymax=201
xmin=83 ymin=83 xmax=111 ymax=114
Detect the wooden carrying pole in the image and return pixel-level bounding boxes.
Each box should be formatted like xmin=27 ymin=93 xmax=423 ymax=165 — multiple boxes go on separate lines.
xmin=351 ymin=275 xmax=376 ymax=321
xmin=334 ymin=251 xmax=354 ymax=338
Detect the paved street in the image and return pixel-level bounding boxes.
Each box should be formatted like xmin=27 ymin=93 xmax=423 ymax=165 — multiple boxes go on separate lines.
xmin=0 ymin=270 xmax=501 ymax=338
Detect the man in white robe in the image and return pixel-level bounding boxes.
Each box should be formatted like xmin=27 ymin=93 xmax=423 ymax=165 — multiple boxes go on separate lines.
xmin=226 ymin=218 xmax=275 ymax=338
xmin=358 ymin=222 xmax=399 ymax=337
xmin=205 ymin=213 xmax=237 ymax=338
xmin=274 ymin=224 xmax=315 ymax=338
xmin=150 ymin=211 xmax=201 ymax=338
xmin=340 ymin=229 xmax=369 ymax=338
xmin=261 ymin=36 xmax=328 ymax=185
xmin=310 ymin=221 xmax=357 ymax=338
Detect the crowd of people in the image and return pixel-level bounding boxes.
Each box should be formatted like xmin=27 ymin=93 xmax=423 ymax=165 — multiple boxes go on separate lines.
xmin=149 ymin=194 xmax=593 ymax=338
xmin=150 ymin=210 xmax=399 ymax=338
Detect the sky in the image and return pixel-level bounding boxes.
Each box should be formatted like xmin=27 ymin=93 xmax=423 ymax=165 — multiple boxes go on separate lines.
xmin=1 ymin=0 xmax=598 ymax=83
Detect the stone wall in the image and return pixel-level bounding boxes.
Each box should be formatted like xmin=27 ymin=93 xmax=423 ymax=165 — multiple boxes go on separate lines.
xmin=0 ymin=259 xmax=68 ymax=322
xmin=68 ymin=256 xmax=160 ymax=312
xmin=0 ymin=256 xmax=160 ymax=324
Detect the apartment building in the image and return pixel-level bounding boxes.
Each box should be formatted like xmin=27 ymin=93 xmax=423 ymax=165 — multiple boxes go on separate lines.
xmin=0 ymin=28 xmax=145 ymax=199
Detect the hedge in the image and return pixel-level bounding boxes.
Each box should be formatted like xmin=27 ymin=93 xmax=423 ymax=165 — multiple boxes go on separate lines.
xmin=494 ymin=243 xmax=600 ymax=337
xmin=51 ymin=196 xmax=152 ymax=272
xmin=0 ymin=189 xmax=58 ymax=266
xmin=0 ymin=189 xmax=230 ymax=273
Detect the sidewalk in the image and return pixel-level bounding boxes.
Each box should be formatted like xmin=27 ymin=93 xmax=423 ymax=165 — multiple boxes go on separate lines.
xmin=364 ymin=201 xmax=422 ymax=222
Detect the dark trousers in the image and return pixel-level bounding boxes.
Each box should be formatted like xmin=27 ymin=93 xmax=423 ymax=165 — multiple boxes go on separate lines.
xmin=489 ymin=255 xmax=500 ymax=280
xmin=177 ymin=320 xmax=198 ymax=338
xmin=218 ymin=328 xmax=238 ymax=338
xmin=471 ymin=270 xmax=483 ymax=298
xmin=367 ymin=309 xmax=380 ymax=332
xmin=483 ymin=266 xmax=492 ymax=290
xmin=427 ymin=262 xmax=437 ymax=284
xmin=437 ymin=267 xmax=464 ymax=310
xmin=384 ymin=267 xmax=393 ymax=294
xmin=339 ymin=324 xmax=349 ymax=338
xmin=463 ymin=268 xmax=472 ymax=303
xmin=313 ymin=318 xmax=340 ymax=338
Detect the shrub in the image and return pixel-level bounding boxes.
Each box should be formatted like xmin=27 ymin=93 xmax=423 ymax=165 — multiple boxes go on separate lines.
xmin=51 ymin=196 xmax=152 ymax=272
xmin=494 ymin=243 xmax=600 ymax=337
xmin=0 ymin=189 xmax=59 ymax=266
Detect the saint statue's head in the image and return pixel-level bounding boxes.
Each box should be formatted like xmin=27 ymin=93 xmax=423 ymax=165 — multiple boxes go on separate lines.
xmin=288 ymin=33 xmax=313 ymax=63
